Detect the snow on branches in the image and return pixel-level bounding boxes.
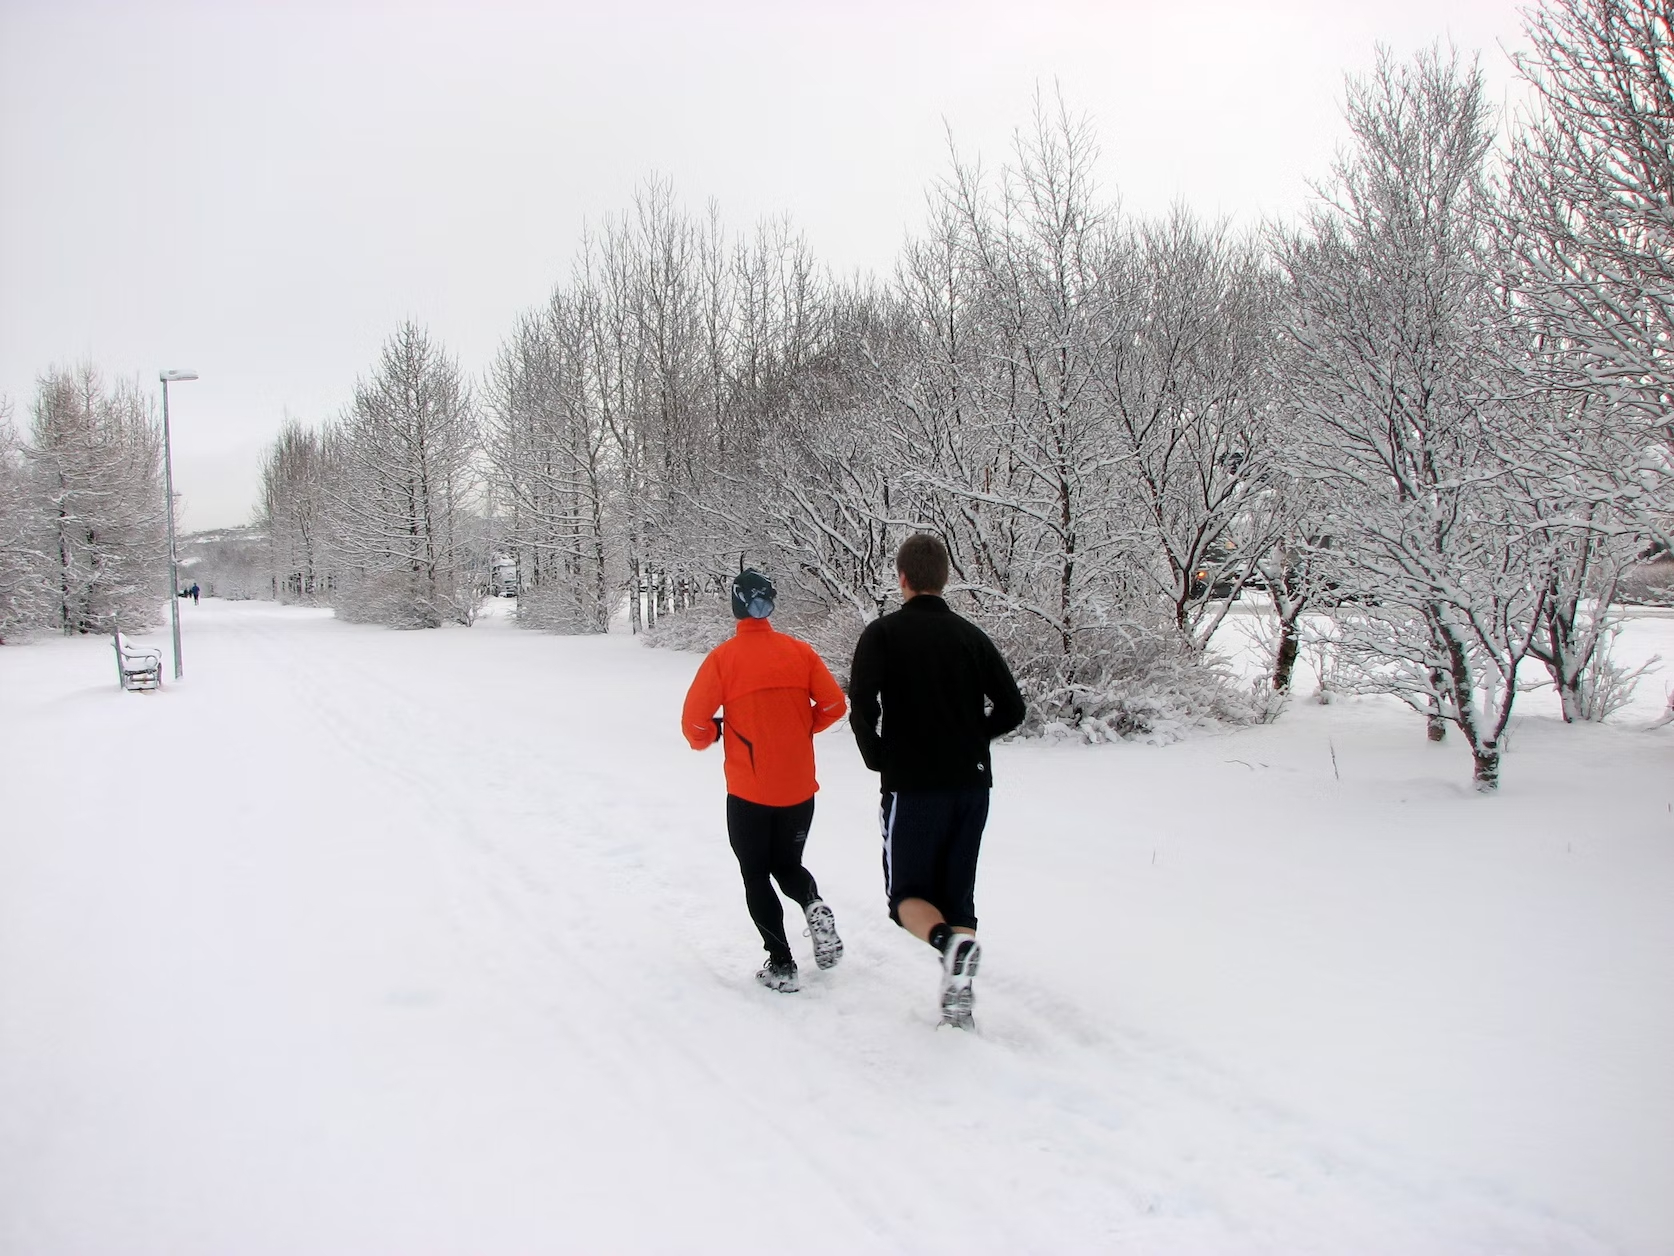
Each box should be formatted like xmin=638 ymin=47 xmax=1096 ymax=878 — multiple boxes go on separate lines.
xmin=224 ymin=5 xmax=1671 ymax=783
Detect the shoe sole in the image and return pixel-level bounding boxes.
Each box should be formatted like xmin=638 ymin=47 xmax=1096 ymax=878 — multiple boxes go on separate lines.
xmin=938 ymin=938 xmax=980 ymax=1029
xmin=948 ymin=938 xmax=980 ymax=980
xmin=806 ymin=904 xmax=844 ymax=970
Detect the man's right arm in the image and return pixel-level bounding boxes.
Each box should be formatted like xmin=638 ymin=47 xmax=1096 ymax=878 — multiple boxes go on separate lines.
xmin=847 ymin=622 xmax=884 ymax=772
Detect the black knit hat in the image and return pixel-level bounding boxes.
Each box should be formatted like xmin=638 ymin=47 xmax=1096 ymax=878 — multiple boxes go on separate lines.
xmin=732 ymin=569 xmax=776 ymax=619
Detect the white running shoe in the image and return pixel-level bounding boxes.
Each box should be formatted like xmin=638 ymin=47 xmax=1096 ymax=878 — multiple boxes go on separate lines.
xmin=938 ymin=934 xmax=981 ymax=1030
xmin=804 ymin=900 xmax=844 ymax=970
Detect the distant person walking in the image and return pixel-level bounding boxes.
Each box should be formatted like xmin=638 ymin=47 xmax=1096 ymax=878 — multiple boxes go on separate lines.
xmin=682 ymin=569 xmax=848 ymax=993
xmin=848 ymin=534 xmax=1025 ymax=1029
xmin=189 ymin=583 xmax=200 ymax=604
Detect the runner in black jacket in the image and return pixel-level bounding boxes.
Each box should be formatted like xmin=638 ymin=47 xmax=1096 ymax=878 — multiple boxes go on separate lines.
xmin=848 ymin=533 xmax=1025 ymax=1029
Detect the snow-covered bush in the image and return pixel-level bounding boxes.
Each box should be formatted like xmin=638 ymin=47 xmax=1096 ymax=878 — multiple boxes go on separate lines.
xmin=640 ymin=597 xmax=736 ymax=656
xmin=1244 ymin=676 xmax=1292 ymax=725
xmin=1648 ymin=690 xmax=1674 ymax=731
xmin=516 ymin=580 xmax=613 ymax=634
xmin=331 ymin=571 xmax=445 ymax=630
xmin=994 ymin=612 xmax=1257 ymax=743
xmin=641 ymin=593 xmax=865 ymax=687
xmin=1570 ymin=627 xmax=1660 ymax=723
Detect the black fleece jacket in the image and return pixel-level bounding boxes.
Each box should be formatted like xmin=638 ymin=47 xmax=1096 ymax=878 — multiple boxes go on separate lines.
xmin=847 ymin=595 xmax=1026 ymax=792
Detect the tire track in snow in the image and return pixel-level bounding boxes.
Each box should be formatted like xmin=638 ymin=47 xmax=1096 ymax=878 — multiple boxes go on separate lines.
xmin=232 ymin=618 xmax=940 ymax=1249
xmin=227 ymin=611 xmax=1625 ymax=1255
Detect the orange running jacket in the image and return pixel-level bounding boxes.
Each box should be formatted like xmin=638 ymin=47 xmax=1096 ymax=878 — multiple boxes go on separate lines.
xmin=681 ymin=618 xmax=847 ymax=807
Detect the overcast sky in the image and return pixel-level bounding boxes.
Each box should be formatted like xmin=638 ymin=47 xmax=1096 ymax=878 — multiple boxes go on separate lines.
xmin=1 ymin=0 xmax=1537 ymax=531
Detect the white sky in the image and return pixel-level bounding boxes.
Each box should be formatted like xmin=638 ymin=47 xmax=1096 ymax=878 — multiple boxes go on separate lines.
xmin=1 ymin=0 xmax=1537 ymax=531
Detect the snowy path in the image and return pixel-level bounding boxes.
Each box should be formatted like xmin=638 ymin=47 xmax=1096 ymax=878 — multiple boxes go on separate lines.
xmin=3 ymin=600 xmax=1671 ymax=1254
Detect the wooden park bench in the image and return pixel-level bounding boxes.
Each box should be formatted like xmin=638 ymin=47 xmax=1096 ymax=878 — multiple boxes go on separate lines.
xmin=113 ymin=630 xmax=162 ymax=692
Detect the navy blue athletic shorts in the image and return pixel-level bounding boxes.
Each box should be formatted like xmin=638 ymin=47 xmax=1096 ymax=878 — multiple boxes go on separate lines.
xmin=878 ymin=787 xmax=990 ymax=931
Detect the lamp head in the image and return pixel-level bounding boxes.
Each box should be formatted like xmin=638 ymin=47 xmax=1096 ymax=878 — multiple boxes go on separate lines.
xmin=159 ymin=369 xmax=199 ymax=382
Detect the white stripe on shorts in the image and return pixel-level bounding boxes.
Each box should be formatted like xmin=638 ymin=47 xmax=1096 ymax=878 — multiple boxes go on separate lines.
xmin=879 ymin=791 xmax=899 ymax=896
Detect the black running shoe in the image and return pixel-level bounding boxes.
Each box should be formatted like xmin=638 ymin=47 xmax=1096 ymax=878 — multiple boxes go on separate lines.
xmin=756 ymin=957 xmax=800 ymax=993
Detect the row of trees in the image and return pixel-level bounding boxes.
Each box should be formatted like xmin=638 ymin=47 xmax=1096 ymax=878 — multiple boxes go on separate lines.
xmin=259 ymin=326 xmax=482 ymax=628
xmin=242 ymin=0 xmax=1668 ymax=788
xmin=0 ymin=368 xmax=167 ymax=642
xmin=1273 ymin=41 xmax=1669 ymax=789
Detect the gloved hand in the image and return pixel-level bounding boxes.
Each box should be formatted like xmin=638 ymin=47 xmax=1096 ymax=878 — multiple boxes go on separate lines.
xmin=713 ymin=717 xmax=724 ymax=742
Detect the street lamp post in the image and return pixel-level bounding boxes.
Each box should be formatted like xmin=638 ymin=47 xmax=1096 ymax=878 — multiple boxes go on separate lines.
xmin=160 ymin=369 xmax=199 ymax=681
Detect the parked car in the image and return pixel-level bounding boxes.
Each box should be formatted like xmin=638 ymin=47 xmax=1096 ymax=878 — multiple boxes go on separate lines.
xmin=1618 ymin=553 xmax=1674 ymax=606
xmin=1189 ymin=539 xmax=1242 ymax=600
xmin=491 ymin=556 xmax=519 ymax=598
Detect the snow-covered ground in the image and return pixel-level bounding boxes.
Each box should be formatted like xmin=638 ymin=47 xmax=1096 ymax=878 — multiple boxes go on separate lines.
xmin=2 ymin=598 xmax=1671 ymax=1255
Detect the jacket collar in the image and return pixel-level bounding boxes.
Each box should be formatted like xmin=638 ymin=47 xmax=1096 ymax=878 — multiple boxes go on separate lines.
xmin=903 ymin=594 xmax=949 ymax=612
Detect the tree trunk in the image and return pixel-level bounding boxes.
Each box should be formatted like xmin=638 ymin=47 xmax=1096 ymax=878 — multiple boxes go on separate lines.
xmin=1425 ymin=667 xmax=1448 ymax=740
xmin=1472 ymin=741 xmax=1500 ymax=792
xmin=1272 ymin=614 xmax=1300 ymax=691
xmin=1557 ymin=681 xmax=1582 ymax=724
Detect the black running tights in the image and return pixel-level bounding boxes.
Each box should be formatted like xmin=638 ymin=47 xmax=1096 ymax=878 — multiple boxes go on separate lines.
xmin=726 ymin=794 xmax=818 ymax=965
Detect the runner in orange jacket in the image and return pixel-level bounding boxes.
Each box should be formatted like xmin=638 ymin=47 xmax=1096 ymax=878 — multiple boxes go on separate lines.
xmin=683 ymin=569 xmax=847 ymax=993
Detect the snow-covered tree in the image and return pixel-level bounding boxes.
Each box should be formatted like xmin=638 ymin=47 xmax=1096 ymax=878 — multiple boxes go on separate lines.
xmin=1097 ymin=211 xmax=1285 ymax=651
xmin=1486 ymin=0 xmax=1674 ymax=717
xmin=475 ymin=124 xmax=1306 ymax=735
xmin=257 ymin=418 xmax=332 ymax=604
xmin=1505 ymin=0 xmax=1674 ymax=548
xmin=325 ymin=324 xmax=481 ymax=628
xmin=1496 ymin=357 xmax=1654 ymax=721
xmin=692 ymin=276 xmax=911 ymax=656
xmin=25 ymin=366 xmax=167 ymax=636
xmin=1248 ymin=478 xmax=1345 ymax=695
xmin=484 ymin=182 xmax=849 ymax=638
xmin=655 ymin=210 xmax=837 ymax=616
xmin=1276 ymin=48 xmax=1546 ymax=789
xmin=838 ymin=98 xmax=1262 ymax=735
xmin=593 ymin=181 xmax=715 ymax=630
xmin=482 ymin=295 xmax=612 ymax=633
xmin=923 ymin=100 xmax=1131 ymax=683
xmin=0 ymin=402 xmax=53 ymax=641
